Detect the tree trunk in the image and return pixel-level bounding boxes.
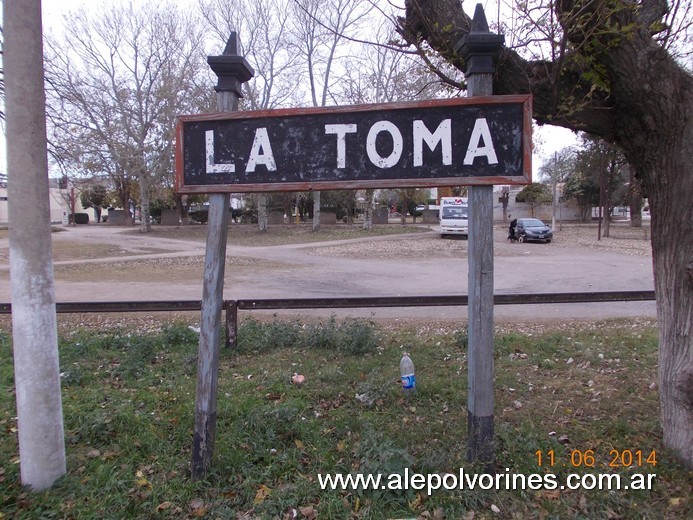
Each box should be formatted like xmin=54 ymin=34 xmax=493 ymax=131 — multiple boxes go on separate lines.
xmin=363 ymin=189 xmax=374 ymax=231
xmin=312 ymin=191 xmax=321 ymax=232
xmin=69 ymin=188 xmax=77 ymax=227
xmin=647 ymin=149 xmax=693 ymax=467
xmin=577 ymin=198 xmax=591 ymax=222
xmin=176 ymin=194 xmax=189 ymax=226
xmin=118 ymin=179 xmax=133 ymax=227
xmin=603 ymin=180 xmax=611 ymax=239
xmin=257 ymin=193 xmax=268 ymax=232
xmin=605 ymin=37 xmax=693 ymax=466
xmin=139 ymin=171 xmax=151 ymax=233
xmin=629 ymin=165 xmax=643 ymax=228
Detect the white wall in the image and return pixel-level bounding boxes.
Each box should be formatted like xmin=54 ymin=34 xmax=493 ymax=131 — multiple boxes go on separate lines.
xmin=493 ymin=186 xmax=583 ymax=223
xmin=0 ymin=185 xmax=8 ymax=224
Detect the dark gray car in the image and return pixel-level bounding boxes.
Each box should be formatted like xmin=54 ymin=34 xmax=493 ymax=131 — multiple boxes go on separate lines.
xmin=516 ymin=218 xmax=553 ymax=243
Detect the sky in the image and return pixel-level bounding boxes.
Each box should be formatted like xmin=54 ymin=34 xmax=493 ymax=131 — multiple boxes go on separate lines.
xmin=1 ymin=0 xmax=579 ymax=179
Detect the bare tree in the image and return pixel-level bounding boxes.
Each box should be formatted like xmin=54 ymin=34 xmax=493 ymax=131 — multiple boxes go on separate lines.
xmin=44 ymin=2 xmax=209 ymax=231
xmin=336 ymin=21 xmax=452 ymax=230
xmin=291 ymin=0 xmax=374 ymax=231
xmin=201 ymin=0 xmax=302 ymax=232
xmin=539 ymin=147 xmax=576 ymax=230
xmin=201 ymin=0 xmax=302 ymax=110
xmin=398 ymin=0 xmax=693 ymax=465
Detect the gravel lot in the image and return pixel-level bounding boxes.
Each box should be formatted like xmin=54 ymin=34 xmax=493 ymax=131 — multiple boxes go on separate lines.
xmin=0 ymin=220 xmax=655 ymax=331
xmin=308 ymin=221 xmax=652 ymax=259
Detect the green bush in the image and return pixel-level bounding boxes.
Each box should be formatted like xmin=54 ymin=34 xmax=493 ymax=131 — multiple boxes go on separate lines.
xmin=337 ymin=317 xmax=380 ymax=355
xmin=69 ymin=212 xmax=90 ymax=225
xmin=303 ymin=316 xmax=341 ymax=351
xmin=188 ymin=209 xmax=209 ymax=224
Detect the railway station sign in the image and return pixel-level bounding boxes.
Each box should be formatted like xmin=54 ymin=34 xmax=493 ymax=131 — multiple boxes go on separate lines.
xmin=175 ymin=95 xmax=532 ymax=194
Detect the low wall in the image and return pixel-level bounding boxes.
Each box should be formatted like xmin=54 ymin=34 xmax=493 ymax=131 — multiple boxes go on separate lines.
xmin=372 ymin=208 xmax=388 ymax=224
xmin=160 ymin=209 xmax=180 ymax=226
xmin=107 ymin=209 xmax=131 ymax=225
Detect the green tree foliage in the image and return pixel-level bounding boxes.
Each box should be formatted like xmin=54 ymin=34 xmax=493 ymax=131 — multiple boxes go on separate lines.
xmin=79 ymin=185 xmax=112 ymax=223
xmin=515 ymin=183 xmax=551 ymax=217
xmin=562 ymin=171 xmax=599 ymax=221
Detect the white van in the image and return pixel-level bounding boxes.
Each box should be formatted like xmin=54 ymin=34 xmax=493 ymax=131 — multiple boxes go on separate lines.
xmin=439 ymin=197 xmax=469 ymax=238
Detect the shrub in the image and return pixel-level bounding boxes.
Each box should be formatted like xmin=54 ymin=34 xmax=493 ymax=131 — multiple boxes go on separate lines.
xmin=237 ymin=317 xmax=301 ymax=353
xmin=188 ymin=210 xmax=209 ymax=224
xmin=337 ymin=317 xmax=380 ymax=355
xmin=303 ymin=316 xmax=341 ymax=351
xmin=69 ymin=212 xmax=90 ymax=225
xmin=235 ymin=316 xmax=379 ymax=355
xmin=161 ymin=322 xmax=199 ymax=348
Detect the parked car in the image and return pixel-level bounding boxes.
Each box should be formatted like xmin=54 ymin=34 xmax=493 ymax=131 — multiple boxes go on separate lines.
xmin=515 ymin=218 xmax=553 ymax=243
xmin=412 ymin=204 xmax=426 ymax=217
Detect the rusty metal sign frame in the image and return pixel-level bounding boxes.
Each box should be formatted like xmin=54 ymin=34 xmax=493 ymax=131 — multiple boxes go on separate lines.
xmin=175 ymin=95 xmax=532 ymax=194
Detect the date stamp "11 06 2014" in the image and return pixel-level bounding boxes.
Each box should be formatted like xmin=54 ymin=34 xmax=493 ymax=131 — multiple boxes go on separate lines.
xmin=535 ymin=448 xmax=658 ymax=469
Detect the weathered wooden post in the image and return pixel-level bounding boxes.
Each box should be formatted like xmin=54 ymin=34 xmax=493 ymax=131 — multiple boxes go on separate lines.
xmin=456 ymin=4 xmax=505 ymax=468
xmin=191 ymin=33 xmax=253 ymax=478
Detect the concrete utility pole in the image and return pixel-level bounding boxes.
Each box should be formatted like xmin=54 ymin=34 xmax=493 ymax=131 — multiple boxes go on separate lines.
xmin=456 ymin=4 xmax=505 ymax=470
xmin=191 ymin=33 xmax=253 ymax=478
xmin=4 ymin=0 xmax=67 ymax=489
xmin=551 ymin=152 xmax=558 ymax=231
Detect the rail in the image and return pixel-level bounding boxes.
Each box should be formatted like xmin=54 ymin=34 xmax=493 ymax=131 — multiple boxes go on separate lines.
xmin=0 ymin=290 xmax=656 ymax=314
xmin=0 ymin=290 xmax=656 ymax=348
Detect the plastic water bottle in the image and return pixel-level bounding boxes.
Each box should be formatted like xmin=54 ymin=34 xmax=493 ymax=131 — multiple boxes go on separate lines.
xmin=400 ymin=353 xmax=416 ymax=396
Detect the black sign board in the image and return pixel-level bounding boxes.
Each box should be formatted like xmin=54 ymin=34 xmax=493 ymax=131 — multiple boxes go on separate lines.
xmin=175 ymin=95 xmax=532 ymax=194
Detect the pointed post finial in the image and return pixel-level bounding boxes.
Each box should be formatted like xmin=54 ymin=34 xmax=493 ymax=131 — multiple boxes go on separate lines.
xmin=470 ymin=3 xmax=490 ymax=33
xmin=454 ymin=3 xmax=505 ymax=76
xmin=223 ymin=32 xmax=240 ymax=56
xmin=207 ymin=32 xmax=254 ymax=96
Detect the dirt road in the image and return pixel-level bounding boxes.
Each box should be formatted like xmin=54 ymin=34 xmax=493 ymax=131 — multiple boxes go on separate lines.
xmin=0 ymin=222 xmax=656 ymax=324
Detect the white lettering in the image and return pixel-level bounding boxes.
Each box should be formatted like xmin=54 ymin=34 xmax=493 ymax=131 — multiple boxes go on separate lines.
xmin=387 ymin=473 xmax=402 ymax=489
xmin=246 ymin=127 xmax=277 ymax=172
xmin=366 ymin=121 xmax=403 ymax=169
xmin=325 ymin=123 xmax=357 ymax=169
xmin=205 ymin=130 xmax=235 ymax=173
xmin=413 ymin=119 xmax=452 ymax=166
xmin=463 ymin=118 xmax=498 ymax=165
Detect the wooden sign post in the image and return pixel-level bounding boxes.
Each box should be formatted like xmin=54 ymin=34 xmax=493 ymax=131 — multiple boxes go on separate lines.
xmin=456 ymin=4 xmax=506 ymax=469
xmin=191 ymin=33 xmax=253 ymax=478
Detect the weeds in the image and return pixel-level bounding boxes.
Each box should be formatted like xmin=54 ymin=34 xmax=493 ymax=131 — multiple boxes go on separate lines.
xmin=239 ymin=315 xmax=380 ymax=356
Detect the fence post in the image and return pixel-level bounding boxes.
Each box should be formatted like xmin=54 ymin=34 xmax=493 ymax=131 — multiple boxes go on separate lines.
xmin=191 ymin=33 xmax=253 ymax=478
xmin=456 ymin=4 xmax=505 ymax=470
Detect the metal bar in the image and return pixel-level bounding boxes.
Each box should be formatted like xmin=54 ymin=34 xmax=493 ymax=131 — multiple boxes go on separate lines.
xmin=0 ymin=291 xmax=656 ymax=315
xmin=237 ymin=291 xmax=655 ymax=309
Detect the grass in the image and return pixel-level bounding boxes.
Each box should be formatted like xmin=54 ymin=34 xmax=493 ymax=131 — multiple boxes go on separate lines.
xmin=0 ymin=318 xmax=690 ymax=519
xmin=129 ymin=222 xmax=433 ymax=247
